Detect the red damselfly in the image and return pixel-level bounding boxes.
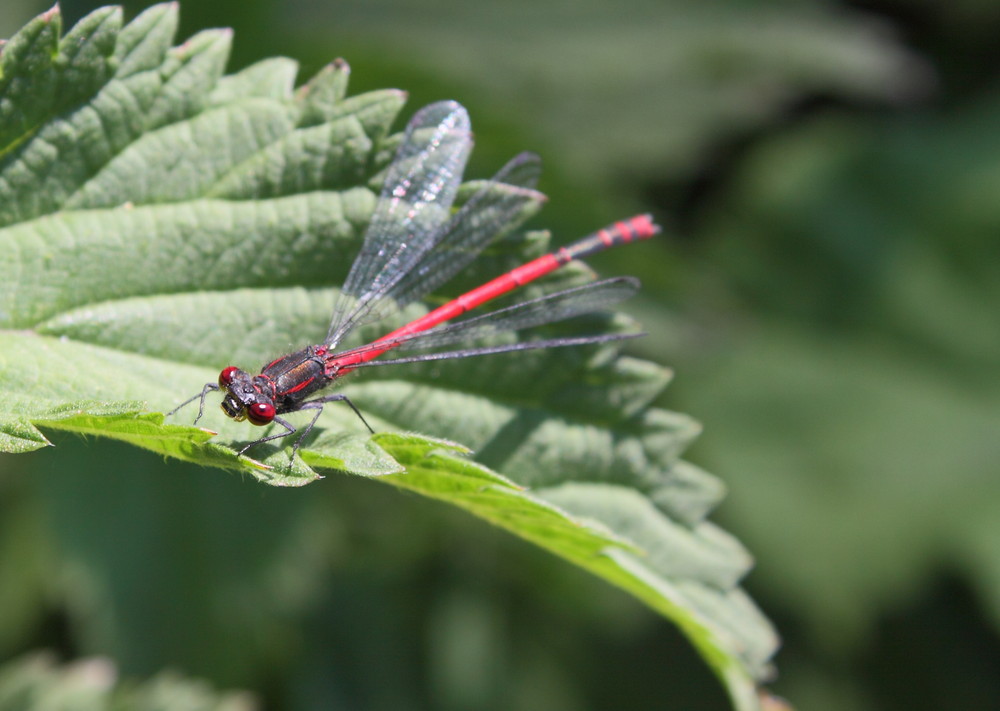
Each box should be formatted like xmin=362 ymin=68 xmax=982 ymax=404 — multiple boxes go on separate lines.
xmin=169 ymin=101 xmax=660 ymax=461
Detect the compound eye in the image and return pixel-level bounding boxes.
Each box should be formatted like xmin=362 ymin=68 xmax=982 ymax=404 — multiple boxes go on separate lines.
xmin=219 ymin=366 xmax=240 ymax=387
xmin=246 ymin=402 xmax=276 ymax=426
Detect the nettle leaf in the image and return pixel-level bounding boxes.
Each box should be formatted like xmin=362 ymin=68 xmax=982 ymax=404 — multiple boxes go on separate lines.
xmin=0 ymin=5 xmax=777 ymax=708
xmin=0 ymin=652 xmax=254 ymax=711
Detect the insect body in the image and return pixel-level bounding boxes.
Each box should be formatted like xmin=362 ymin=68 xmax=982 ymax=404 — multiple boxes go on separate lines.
xmin=170 ymin=101 xmax=658 ymax=461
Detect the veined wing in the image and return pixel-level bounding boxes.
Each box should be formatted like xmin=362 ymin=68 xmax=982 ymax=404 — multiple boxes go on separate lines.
xmin=327 ymin=100 xmax=473 ymax=346
xmin=333 ymin=277 xmax=640 ymax=368
xmin=326 ymin=102 xmax=545 ymax=348
xmin=388 ymin=152 xmax=543 ymax=310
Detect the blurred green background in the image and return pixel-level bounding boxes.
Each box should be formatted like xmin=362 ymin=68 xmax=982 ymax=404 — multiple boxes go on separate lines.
xmin=2 ymin=0 xmax=999 ymax=709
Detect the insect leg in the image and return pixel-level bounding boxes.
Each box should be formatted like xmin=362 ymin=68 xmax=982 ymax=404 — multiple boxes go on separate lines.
xmin=237 ymin=395 xmax=373 ymax=462
xmin=299 ymin=393 xmax=375 ymax=435
xmin=236 ymin=416 xmax=297 ymax=456
xmin=281 ymin=394 xmax=374 ymax=461
xmin=167 ymin=382 xmax=220 ymax=425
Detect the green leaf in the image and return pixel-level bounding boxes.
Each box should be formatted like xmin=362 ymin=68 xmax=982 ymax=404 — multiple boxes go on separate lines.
xmin=0 ymin=5 xmax=777 ymax=707
xmin=0 ymin=653 xmax=255 ymax=711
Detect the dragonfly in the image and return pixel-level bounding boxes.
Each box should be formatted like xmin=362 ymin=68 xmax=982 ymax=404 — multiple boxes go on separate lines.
xmin=169 ymin=101 xmax=659 ymax=462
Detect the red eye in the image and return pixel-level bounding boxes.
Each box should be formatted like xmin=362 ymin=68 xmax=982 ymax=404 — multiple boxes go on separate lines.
xmin=219 ymin=366 xmax=239 ymax=387
xmin=247 ymin=402 xmax=276 ymax=426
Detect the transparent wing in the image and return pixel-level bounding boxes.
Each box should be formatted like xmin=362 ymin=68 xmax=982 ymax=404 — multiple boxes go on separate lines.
xmin=388 ymin=152 xmax=543 ymax=309
xmin=326 ymin=102 xmax=545 ymax=348
xmin=346 ymin=332 xmax=642 ymax=369
xmin=334 ymin=277 xmax=640 ymax=366
xmin=326 ymin=100 xmax=473 ymax=345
